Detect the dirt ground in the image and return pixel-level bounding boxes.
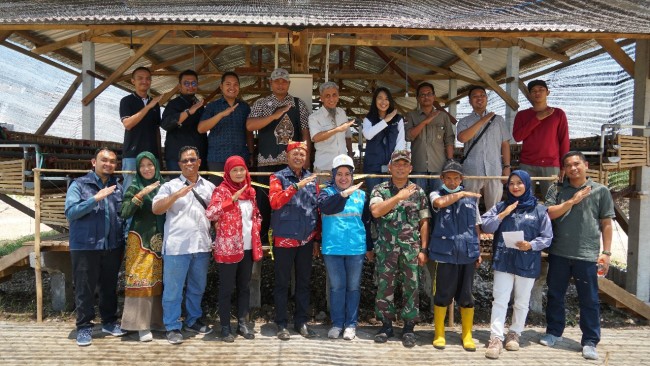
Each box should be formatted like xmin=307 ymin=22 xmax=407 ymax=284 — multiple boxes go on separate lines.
xmin=0 ymin=196 xmax=52 ymax=241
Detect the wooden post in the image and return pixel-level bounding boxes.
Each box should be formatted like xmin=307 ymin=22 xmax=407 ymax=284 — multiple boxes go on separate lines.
xmin=505 ymin=46 xmax=520 ymax=135
xmin=81 ymin=41 xmax=95 ymax=140
xmin=34 ymin=168 xmax=43 ymax=322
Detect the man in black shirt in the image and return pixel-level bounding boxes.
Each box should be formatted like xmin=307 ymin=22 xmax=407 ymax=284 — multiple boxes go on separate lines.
xmin=119 ymin=66 xmax=162 ymax=190
xmin=161 ymin=70 xmax=207 ymax=171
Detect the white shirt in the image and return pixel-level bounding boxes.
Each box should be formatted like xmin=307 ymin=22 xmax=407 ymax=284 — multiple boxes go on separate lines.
xmin=239 ymin=200 xmax=253 ymax=250
xmin=152 ymin=175 xmax=216 ymax=255
xmin=309 ymin=107 xmax=352 ymax=171
xmin=362 ymin=117 xmax=406 ymax=150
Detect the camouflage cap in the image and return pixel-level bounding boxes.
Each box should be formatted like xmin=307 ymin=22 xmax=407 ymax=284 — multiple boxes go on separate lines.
xmin=390 ymin=150 xmax=411 ymax=164
xmin=441 ymin=159 xmax=464 ymax=175
xmin=270 ymin=68 xmax=290 ymax=81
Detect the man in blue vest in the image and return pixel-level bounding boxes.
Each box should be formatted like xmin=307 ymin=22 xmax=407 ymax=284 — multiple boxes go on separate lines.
xmin=64 ymin=147 xmax=126 ymax=346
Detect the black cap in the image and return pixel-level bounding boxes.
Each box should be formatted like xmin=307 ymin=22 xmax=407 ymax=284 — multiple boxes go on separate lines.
xmin=441 ymin=160 xmax=463 ymax=175
xmin=527 ymin=79 xmax=548 ymax=92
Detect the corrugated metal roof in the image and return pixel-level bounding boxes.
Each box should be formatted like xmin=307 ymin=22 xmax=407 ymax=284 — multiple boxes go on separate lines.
xmin=1 ymin=1 xmax=649 ymax=34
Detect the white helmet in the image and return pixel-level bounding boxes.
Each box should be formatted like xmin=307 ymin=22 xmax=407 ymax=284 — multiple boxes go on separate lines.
xmin=332 ymin=154 xmax=354 ymax=171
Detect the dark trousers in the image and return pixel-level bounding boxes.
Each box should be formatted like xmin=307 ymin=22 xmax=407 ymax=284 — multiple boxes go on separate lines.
xmin=432 ymin=261 xmax=476 ymax=308
xmin=218 ymin=250 xmax=254 ymax=327
xmin=273 ymin=242 xmax=314 ymax=328
xmin=546 ymin=254 xmax=601 ymax=346
xmin=207 ymin=161 xmax=226 ymax=186
xmin=255 ymin=164 xmax=284 ymax=244
xmin=70 ymin=248 xmax=123 ymax=330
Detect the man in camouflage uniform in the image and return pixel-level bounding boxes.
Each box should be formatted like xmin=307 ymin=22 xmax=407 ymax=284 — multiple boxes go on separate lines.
xmin=369 ymin=150 xmax=430 ymax=348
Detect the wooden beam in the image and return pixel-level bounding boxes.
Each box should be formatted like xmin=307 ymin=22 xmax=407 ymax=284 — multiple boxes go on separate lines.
xmin=32 ymin=29 xmax=107 ymax=55
xmin=91 ymin=35 xmax=290 ymax=46
xmin=441 ymin=48 xmax=478 ymax=69
xmin=518 ymin=80 xmax=533 ymax=105
xmin=291 ymin=30 xmax=309 ymax=73
xmin=82 ymin=30 xmax=168 ymax=106
xmin=0 ymin=31 xmax=12 ymax=43
xmin=35 ymin=74 xmax=82 ymax=135
xmin=596 ymin=38 xmax=635 ymax=77
xmin=438 ymin=35 xmax=519 ymax=110
xmin=501 ymin=38 xmax=570 ymax=62
xmin=597 ymin=277 xmax=650 ymax=320
xmin=371 ymin=47 xmax=417 ymax=89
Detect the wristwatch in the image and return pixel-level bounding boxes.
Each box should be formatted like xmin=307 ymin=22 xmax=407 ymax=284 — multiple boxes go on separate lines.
xmin=502 ymin=164 xmax=511 ymax=168
xmin=601 ymin=250 xmax=612 ymax=256
xmin=184 ymin=109 xmax=191 ymax=117
xmin=420 ymin=247 xmax=428 ymax=254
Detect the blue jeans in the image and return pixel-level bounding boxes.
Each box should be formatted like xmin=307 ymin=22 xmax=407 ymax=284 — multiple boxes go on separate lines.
xmin=412 ymin=171 xmax=442 ymax=195
xmin=162 ymin=252 xmax=211 ymax=331
xmin=546 ymin=254 xmax=600 ymax=346
xmin=323 ymin=254 xmax=365 ymax=329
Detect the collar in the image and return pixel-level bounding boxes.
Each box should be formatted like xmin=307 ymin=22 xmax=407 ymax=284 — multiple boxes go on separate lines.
xmin=180 ymin=174 xmax=202 ymax=186
xmin=563 ymin=177 xmax=591 ymax=189
xmin=472 ymin=110 xmax=488 ymax=117
xmin=132 ymin=92 xmax=150 ymax=101
xmin=91 ymin=172 xmax=112 ymax=187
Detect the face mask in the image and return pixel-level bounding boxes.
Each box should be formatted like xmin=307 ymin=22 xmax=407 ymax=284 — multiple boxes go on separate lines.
xmin=441 ymin=184 xmax=462 ymax=194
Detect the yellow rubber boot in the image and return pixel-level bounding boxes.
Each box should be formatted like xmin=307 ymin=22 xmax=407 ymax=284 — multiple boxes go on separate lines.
xmin=460 ymin=307 xmax=476 ymax=351
xmin=432 ymin=305 xmax=447 ymax=349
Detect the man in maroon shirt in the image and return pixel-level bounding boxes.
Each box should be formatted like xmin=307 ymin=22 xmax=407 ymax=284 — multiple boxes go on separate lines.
xmin=513 ymin=80 xmax=569 ymax=197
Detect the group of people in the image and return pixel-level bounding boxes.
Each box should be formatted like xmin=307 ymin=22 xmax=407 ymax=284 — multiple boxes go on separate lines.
xmin=63 ymin=70 xmax=614 ymax=361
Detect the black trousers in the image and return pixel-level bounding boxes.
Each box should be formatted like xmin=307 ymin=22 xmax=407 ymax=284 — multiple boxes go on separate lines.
xmin=255 ymin=164 xmax=284 ymax=245
xmin=273 ymin=242 xmax=313 ymax=328
xmin=70 ymin=248 xmax=123 ymax=330
xmin=432 ymin=261 xmax=476 ymax=308
xmin=218 ymin=250 xmax=254 ymax=327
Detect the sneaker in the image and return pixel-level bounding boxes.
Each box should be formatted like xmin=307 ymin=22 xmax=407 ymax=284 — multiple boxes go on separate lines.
xmin=138 ymin=330 xmax=153 ymax=342
xmin=76 ymin=327 xmax=93 ymax=346
xmin=539 ymin=333 xmax=562 ymax=347
xmin=485 ymin=336 xmax=503 ymax=359
xmin=504 ymin=331 xmax=520 ymax=351
xmin=343 ymin=327 xmax=356 ymax=341
xmin=328 ymin=327 xmax=342 ymax=339
xmin=184 ymin=319 xmax=213 ymax=335
xmin=166 ymin=329 xmax=183 ymax=344
xmin=582 ymin=344 xmax=599 ymax=360
xmin=101 ymin=322 xmax=127 ymax=337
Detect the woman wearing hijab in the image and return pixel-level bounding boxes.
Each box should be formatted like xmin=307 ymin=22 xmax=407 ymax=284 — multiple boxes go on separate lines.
xmin=120 ymin=151 xmax=166 ymax=342
xmin=317 ymin=154 xmax=372 ymax=341
xmin=481 ymin=170 xmax=553 ymax=359
xmin=362 ymin=87 xmax=406 ymax=191
xmin=206 ymin=155 xmax=262 ymax=342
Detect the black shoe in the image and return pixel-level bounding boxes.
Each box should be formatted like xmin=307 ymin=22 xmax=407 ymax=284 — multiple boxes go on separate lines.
xmin=294 ymin=323 xmax=316 ymax=338
xmin=277 ymin=326 xmax=291 ymax=341
xmin=374 ymin=321 xmax=394 ymax=343
xmin=402 ymin=320 xmax=416 ymax=347
xmin=237 ymin=323 xmax=255 ymax=340
xmin=221 ymin=326 xmax=235 ymax=343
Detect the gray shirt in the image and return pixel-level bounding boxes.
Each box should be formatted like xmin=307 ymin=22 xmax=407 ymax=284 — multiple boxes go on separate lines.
xmin=152 ymin=175 xmax=216 ymax=255
xmin=544 ymin=178 xmax=615 ymax=262
xmin=457 ymin=111 xmax=511 ymax=177
xmin=405 ymin=109 xmax=455 ymax=173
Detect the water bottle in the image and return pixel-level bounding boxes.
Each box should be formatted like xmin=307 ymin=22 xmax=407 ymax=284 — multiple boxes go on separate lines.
xmin=597 ymin=259 xmax=606 ymax=277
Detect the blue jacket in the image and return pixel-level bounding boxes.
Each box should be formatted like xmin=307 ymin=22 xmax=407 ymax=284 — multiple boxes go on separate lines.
xmin=363 ymin=117 xmax=400 ymax=172
xmin=270 ymin=167 xmax=319 ymax=241
xmin=65 ymin=172 xmax=125 ymax=251
xmin=428 ymin=190 xmax=480 ymax=264
xmin=481 ymin=203 xmax=552 ymax=278
xmin=318 ymin=185 xmax=371 ymax=255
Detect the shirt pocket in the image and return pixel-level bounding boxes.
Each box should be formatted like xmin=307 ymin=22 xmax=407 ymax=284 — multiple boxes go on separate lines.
xmin=430 ymin=238 xmax=454 ymax=257
xmin=515 ymin=251 xmax=536 ymax=272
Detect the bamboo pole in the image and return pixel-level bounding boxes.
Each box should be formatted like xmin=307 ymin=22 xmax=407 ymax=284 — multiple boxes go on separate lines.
xmin=34 ymin=168 xmax=43 ymax=322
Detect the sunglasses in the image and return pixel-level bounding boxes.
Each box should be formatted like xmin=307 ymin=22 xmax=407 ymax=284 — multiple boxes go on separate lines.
xmin=179 ymin=158 xmax=198 ymax=164
xmin=182 ymin=81 xmax=198 ymax=87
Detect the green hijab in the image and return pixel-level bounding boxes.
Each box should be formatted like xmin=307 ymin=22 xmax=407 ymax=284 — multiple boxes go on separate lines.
xmin=131 ymin=151 xmax=166 ymax=234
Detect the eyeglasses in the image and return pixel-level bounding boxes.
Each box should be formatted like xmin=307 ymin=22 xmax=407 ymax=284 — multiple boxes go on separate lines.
xmin=179 ymin=158 xmax=198 ymax=164
xmin=418 ymin=93 xmax=434 ymax=98
xmin=182 ymin=81 xmax=198 ymax=87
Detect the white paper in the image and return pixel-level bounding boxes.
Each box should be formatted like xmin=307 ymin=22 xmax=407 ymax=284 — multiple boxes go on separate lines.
xmin=502 ymin=231 xmax=524 ymax=249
